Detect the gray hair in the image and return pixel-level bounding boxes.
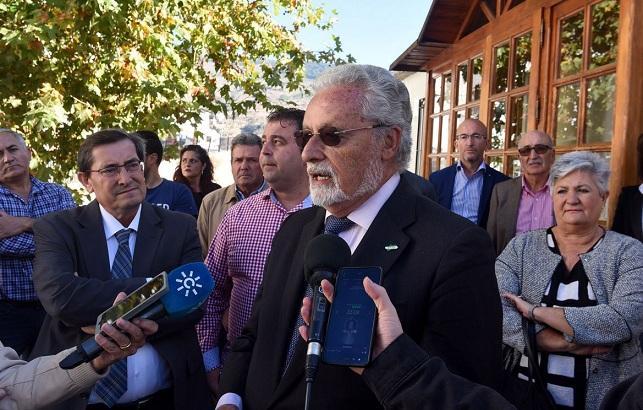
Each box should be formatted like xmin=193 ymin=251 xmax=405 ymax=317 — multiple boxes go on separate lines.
xmin=313 ymin=64 xmax=412 ymax=170
xmin=517 ymin=130 xmax=554 ymax=147
xmin=550 ymin=151 xmax=610 ymax=194
xmin=0 ymin=128 xmax=27 ymax=148
xmin=230 ymin=133 xmax=261 ymax=156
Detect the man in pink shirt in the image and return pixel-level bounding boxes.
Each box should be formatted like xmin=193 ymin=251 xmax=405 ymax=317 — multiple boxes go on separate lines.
xmin=487 ymin=130 xmax=555 ymax=255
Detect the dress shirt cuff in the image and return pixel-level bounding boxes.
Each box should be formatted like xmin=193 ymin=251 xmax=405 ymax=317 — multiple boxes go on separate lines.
xmin=216 ymin=392 xmax=242 ymax=409
xmin=203 ymin=347 xmax=221 ymax=372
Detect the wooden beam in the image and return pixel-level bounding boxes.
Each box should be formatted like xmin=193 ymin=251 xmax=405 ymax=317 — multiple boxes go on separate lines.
xmin=456 ymin=0 xmax=481 ymax=41
xmin=503 ymin=0 xmax=513 ymax=14
xmin=496 ymin=0 xmax=502 ymax=17
xmin=480 ymin=1 xmax=496 ymax=22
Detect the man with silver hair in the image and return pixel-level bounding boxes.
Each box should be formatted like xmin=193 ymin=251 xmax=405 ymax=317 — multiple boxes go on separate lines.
xmin=0 ymin=128 xmax=75 ymax=357
xmin=487 ymin=130 xmax=556 ymax=255
xmin=217 ymin=65 xmax=503 ymax=409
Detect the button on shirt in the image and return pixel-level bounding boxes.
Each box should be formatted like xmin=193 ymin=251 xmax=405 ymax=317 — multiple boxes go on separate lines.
xmin=451 ymin=162 xmax=485 ymax=224
xmin=88 ymin=204 xmax=171 ymax=404
xmin=516 ymin=178 xmax=554 ymax=234
xmin=0 ymin=177 xmax=75 ymax=301
xmin=198 ymin=188 xmax=312 ymax=371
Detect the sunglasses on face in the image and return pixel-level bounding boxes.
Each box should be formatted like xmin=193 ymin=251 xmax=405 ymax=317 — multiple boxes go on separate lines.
xmin=518 ymin=144 xmax=553 ymax=156
xmin=294 ymin=124 xmax=388 ymax=147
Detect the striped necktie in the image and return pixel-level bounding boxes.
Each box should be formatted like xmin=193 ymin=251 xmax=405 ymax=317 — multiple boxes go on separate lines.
xmin=94 ymin=229 xmax=132 ymax=407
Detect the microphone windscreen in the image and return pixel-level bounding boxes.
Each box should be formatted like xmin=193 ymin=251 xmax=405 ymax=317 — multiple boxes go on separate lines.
xmin=304 ymin=234 xmax=351 ymax=284
xmin=162 ymin=262 xmax=214 ymax=316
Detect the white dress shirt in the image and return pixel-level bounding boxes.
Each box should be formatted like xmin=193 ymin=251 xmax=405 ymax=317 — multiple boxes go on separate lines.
xmin=89 ymin=204 xmax=172 ymax=404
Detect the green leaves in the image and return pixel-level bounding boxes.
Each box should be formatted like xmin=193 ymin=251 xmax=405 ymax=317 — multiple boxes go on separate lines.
xmin=0 ymin=0 xmax=348 ymax=184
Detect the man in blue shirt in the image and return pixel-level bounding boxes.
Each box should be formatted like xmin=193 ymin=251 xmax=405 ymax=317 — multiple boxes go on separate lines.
xmin=0 ymin=129 xmax=75 ymax=356
xmin=429 ymin=119 xmax=509 ymax=227
xmin=136 ymin=130 xmax=198 ymax=216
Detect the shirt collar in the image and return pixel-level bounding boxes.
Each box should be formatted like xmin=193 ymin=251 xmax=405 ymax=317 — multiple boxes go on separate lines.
xmin=325 ymin=172 xmax=401 ymax=233
xmin=266 ymin=188 xmax=312 ymax=210
xmin=639 ymin=183 xmax=643 ymax=195
xmin=456 ymin=161 xmax=486 ymax=175
xmin=521 ymin=176 xmax=551 ymax=194
xmin=99 ymin=203 xmax=142 ymax=240
xmin=235 ymin=179 xmax=267 ymax=201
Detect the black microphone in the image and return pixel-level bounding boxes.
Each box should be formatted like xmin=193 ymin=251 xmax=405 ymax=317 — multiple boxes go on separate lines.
xmin=59 ymin=262 xmax=214 ymax=369
xmin=303 ymin=234 xmax=351 ymax=385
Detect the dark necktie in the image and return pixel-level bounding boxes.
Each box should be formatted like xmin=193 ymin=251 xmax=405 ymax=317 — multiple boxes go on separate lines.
xmin=282 ymin=216 xmax=355 ymax=373
xmin=94 ymin=229 xmax=132 ymax=407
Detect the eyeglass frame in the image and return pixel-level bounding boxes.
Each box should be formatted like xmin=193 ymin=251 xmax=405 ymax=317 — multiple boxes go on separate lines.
xmin=517 ymin=144 xmax=553 ymax=156
xmin=294 ymin=124 xmax=389 ymax=147
xmin=455 ymin=133 xmax=487 ymax=141
xmin=86 ymin=159 xmax=143 ymax=177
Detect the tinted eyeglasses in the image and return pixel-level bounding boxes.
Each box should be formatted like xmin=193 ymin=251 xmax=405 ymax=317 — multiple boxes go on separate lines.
xmin=294 ymin=124 xmax=388 ymax=147
xmin=518 ymin=144 xmax=553 ymax=156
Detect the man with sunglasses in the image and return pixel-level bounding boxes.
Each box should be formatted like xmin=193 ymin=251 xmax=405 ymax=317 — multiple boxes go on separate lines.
xmin=29 ymin=129 xmax=210 ymax=410
xmin=487 ymin=130 xmax=555 ymax=255
xmin=216 ymin=65 xmax=503 ymax=410
xmin=0 ymin=129 xmax=76 ymax=358
xmin=429 ymin=118 xmax=509 ymax=228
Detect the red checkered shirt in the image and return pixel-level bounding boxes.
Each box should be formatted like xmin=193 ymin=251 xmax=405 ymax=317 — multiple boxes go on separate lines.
xmin=197 ymin=188 xmax=312 ymax=370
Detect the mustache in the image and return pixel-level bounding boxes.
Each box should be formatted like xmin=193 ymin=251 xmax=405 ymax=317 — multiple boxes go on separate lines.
xmin=307 ymin=162 xmax=335 ymax=176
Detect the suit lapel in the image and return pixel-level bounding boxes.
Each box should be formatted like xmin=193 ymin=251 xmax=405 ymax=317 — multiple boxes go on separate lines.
xmin=268 ymin=207 xmax=325 ymax=405
xmin=445 ymin=165 xmax=456 ymax=209
xmin=132 ymin=203 xmax=162 ymax=278
xmin=77 ymin=201 xmax=111 ymax=280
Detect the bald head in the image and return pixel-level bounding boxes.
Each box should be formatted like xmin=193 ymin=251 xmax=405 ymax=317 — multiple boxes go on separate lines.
xmin=455 ymin=119 xmax=488 ymax=169
xmin=518 ymin=130 xmax=555 ymax=182
xmin=518 ymin=130 xmax=553 ymax=147
xmin=456 ymin=119 xmax=487 ymax=137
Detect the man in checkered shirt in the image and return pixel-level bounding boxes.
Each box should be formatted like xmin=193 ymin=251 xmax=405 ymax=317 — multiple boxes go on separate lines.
xmin=197 ymin=108 xmax=312 ymax=397
xmin=0 ymin=129 xmax=75 ymax=356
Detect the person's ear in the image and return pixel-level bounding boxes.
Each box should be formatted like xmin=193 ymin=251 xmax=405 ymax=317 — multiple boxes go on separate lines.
xmin=381 ymin=126 xmax=401 ymax=162
xmin=77 ymin=172 xmax=94 ymax=193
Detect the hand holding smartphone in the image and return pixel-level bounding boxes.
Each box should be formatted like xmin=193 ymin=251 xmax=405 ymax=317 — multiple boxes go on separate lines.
xmin=322 ymin=266 xmax=382 ymax=367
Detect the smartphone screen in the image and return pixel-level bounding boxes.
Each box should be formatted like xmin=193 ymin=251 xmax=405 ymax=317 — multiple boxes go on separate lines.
xmin=95 ymin=272 xmax=169 ymax=333
xmin=322 ymin=266 xmax=382 ymax=367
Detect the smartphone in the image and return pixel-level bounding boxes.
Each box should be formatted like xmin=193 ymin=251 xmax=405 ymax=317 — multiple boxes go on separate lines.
xmin=95 ymin=271 xmax=169 ymax=333
xmin=322 ymin=266 xmax=382 ymax=367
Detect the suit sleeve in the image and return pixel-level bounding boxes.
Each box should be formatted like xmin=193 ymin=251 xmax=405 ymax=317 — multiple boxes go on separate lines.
xmin=610 ymin=190 xmax=628 ymax=235
xmin=197 ymin=195 xmax=213 ymax=259
xmin=486 ymin=185 xmax=501 ymax=255
xmin=32 ymin=217 xmax=145 ymax=327
xmin=425 ymin=225 xmax=503 ymax=389
xmin=362 ymin=334 xmax=515 ymax=410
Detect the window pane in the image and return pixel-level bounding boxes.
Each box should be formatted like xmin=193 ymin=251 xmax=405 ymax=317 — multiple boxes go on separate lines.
xmin=494 ymin=43 xmax=510 ymax=93
xmin=457 ymin=63 xmax=468 ymax=106
xmin=430 ymin=156 xmax=439 ymax=173
xmin=443 ymin=74 xmax=452 ymax=110
xmin=513 ymin=32 xmax=532 ymax=88
xmin=471 ymin=56 xmax=483 ymax=101
xmin=585 ymin=73 xmax=616 ymax=143
xmin=440 ymin=114 xmax=450 ymax=153
xmin=590 ymin=0 xmax=619 ymax=69
xmin=433 ymin=77 xmax=442 ymax=113
xmin=490 ymin=99 xmax=506 ymax=150
xmin=559 ymin=10 xmax=584 ymax=77
xmin=509 ymin=95 xmax=528 ymax=148
xmin=468 ymin=106 xmax=480 ymax=119
xmin=439 ymin=156 xmax=448 ymax=170
xmin=507 ymin=155 xmax=521 ymax=178
xmin=455 ymin=109 xmax=466 ymax=129
xmin=487 ymin=156 xmax=504 ymax=173
xmin=431 ymin=117 xmax=440 ymax=153
xmin=555 ymin=82 xmax=580 ymax=146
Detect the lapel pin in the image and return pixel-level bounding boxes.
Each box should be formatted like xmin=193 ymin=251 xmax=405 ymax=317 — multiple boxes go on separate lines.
xmin=384 ymin=244 xmax=398 ymax=251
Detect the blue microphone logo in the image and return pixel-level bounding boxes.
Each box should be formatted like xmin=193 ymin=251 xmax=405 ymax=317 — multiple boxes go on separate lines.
xmin=176 ymin=269 xmax=203 ymax=297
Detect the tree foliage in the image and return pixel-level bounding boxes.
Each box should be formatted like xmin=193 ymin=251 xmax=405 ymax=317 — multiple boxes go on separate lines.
xmin=0 ymin=0 xmax=352 ymax=183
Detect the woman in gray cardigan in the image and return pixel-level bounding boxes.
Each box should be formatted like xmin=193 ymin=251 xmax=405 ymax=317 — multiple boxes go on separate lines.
xmin=498 ymin=151 xmax=642 ymax=410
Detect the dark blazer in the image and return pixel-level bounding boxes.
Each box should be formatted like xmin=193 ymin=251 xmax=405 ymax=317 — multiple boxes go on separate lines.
xmin=612 ymin=185 xmax=642 ymax=242
xmin=30 ymin=201 xmax=210 ymax=410
xmin=429 ymin=163 xmax=510 ymax=227
xmin=401 ymin=170 xmax=437 ymax=201
xmin=486 ymin=177 xmax=522 ymax=255
xmin=220 ymin=176 xmax=503 ymax=410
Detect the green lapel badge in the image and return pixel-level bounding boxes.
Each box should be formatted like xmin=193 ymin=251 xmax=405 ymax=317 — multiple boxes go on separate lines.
xmin=384 ymin=244 xmax=399 ymax=251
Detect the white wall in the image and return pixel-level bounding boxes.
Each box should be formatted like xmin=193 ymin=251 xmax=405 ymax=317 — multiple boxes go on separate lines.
xmin=396 ymin=71 xmax=428 ymax=174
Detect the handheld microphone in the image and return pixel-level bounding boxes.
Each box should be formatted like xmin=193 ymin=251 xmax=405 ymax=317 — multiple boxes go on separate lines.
xmin=303 ymin=234 xmax=351 ymax=385
xmin=59 ymin=262 xmax=214 ymax=369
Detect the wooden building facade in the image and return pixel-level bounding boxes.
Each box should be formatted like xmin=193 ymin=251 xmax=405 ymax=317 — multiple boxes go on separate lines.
xmin=391 ymin=0 xmax=642 ymax=219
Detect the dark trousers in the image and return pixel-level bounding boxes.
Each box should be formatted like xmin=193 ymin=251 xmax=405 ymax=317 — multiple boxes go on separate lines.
xmin=0 ymin=299 xmax=45 ymax=357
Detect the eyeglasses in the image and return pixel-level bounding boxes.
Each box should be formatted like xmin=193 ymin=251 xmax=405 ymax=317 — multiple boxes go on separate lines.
xmin=518 ymin=144 xmax=552 ymax=156
xmin=456 ymin=133 xmax=487 ymax=141
xmin=88 ymin=160 xmax=142 ymax=177
xmin=294 ymin=124 xmax=388 ymax=147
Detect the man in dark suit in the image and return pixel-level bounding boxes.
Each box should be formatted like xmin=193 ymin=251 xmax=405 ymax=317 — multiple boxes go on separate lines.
xmin=30 ymin=130 xmax=210 ymax=410
xmin=429 ymin=118 xmax=509 ymax=228
xmin=216 ymin=65 xmax=503 ymax=409
xmin=486 ymin=131 xmax=556 ymax=255
xmin=612 ymin=134 xmax=643 ymax=243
